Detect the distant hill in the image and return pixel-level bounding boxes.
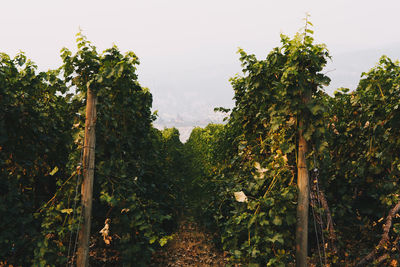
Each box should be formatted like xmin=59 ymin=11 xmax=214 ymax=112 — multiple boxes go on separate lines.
xmin=326 ymin=43 xmax=400 ymax=94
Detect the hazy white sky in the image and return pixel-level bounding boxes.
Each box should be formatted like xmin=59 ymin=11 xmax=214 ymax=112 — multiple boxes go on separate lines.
xmin=2 ymin=0 xmax=400 ymax=125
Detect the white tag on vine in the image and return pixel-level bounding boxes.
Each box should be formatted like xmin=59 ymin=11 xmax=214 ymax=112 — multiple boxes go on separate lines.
xmin=234 ymin=191 xmax=248 ymax=202
xmin=254 ymin=162 xmax=268 ymax=179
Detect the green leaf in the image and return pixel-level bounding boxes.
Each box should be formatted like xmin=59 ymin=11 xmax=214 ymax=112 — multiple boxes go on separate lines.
xmin=49 ymin=166 xmax=59 ymax=176
xmin=309 ymin=104 xmax=324 ymax=115
xmin=60 ymin=209 xmax=73 ymax=214
xmin=272 ymin=216 xmax=282 ymax=226
xmin=149 ymin=236 xmax=157 ymax=244
xmin=305 ymin=29 xmax=314 ymax=35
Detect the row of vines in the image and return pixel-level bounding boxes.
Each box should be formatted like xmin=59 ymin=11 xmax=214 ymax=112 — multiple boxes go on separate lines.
xmin=184 ymin=24 xmax=400 ymax=266
xmin=0 ymin=34 xmax=186 ymax=266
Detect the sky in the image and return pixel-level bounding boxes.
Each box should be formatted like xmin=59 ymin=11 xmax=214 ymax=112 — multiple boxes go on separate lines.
xmin=2 ymin=0 xmax=400 ymax=136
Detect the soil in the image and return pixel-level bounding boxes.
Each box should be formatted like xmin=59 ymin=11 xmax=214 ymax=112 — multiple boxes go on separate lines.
xmin=150 ymin=220 xmax=229 ymax=266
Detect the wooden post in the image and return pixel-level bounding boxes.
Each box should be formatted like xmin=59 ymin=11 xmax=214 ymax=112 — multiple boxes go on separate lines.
xmin=296 ymin=91 xmax=311 ymax=267
xmin=77 ymin=86 xmax=97 ymax=267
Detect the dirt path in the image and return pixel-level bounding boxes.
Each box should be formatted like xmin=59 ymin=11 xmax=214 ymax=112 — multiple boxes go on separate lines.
xmin=150 ymin=220 xmax=228 ymax=266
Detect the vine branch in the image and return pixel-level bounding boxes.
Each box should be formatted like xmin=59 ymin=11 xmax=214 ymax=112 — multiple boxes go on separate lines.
xmin=356 ymin=199 xmax=400 ymax=266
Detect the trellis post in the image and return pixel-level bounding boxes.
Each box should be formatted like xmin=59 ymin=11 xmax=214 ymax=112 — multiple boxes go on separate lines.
xmin=77 ymin=86 xmax=97 ymax=267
